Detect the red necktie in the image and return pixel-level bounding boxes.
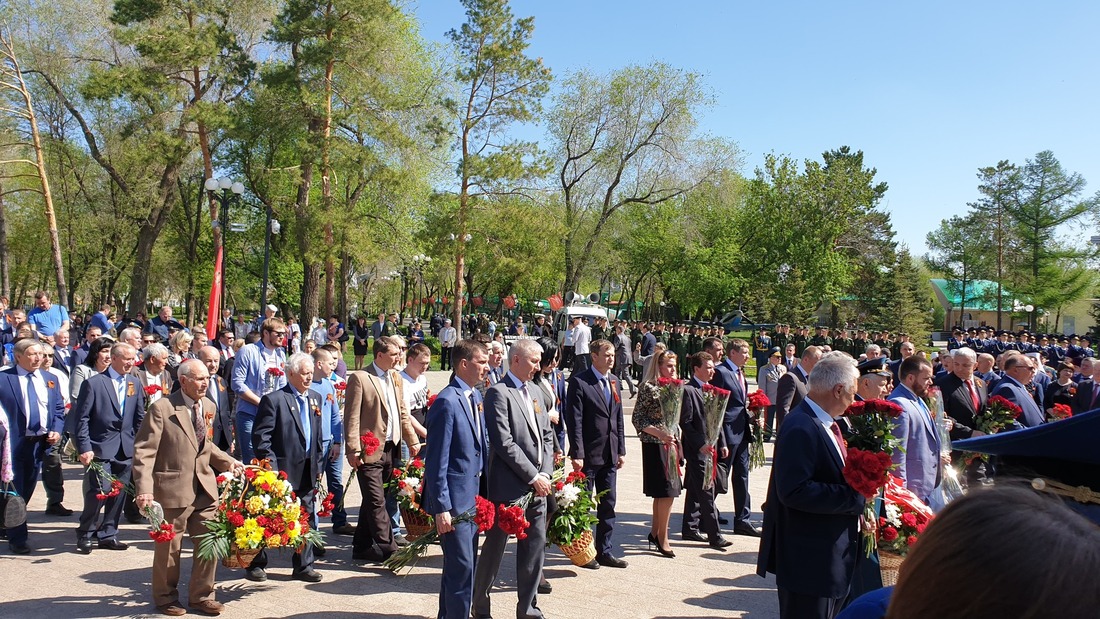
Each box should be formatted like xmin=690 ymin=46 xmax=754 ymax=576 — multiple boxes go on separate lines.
xmin=828 ymin=421 xmax=847 ymax=460
xmin=966 ymin=379 xmax=980 ymax=412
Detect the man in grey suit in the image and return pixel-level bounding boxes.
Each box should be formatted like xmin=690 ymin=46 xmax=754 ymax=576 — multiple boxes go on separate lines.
xmin=774 ymin=346 xmax=821 ymax=435
xmin=472 ymin=339 xmax=556 ymax=619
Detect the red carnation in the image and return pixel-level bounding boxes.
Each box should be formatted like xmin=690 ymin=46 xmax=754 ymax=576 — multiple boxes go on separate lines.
xmin=747 ymin=390 xmax=771 ymax=409
xmin=149 ymin=523 xmax=176 ymax=543
xmin=881 ymin=526 xmax=899 ymax=542
xmin=900 ymin=513 xmax=918 ymax=528
xmin=360 ymin=432 xmax=381 ymax=457
xmin=244 ymin=469 xmax=257 ymax=480
xmin=144 ymin=385 xmax=162 ymax=396
xmin=474 ymin=496 xmax=496 ymax=533
xmin=497 ymin=504 xmax=530 ymax=540
xmin=906 ymin=535 xmax=918 ymax=547
xmin=227 ymin=512 xmax=245 ymax=527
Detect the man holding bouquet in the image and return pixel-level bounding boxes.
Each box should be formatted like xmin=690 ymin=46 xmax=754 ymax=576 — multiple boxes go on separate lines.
xmin=680 ymin=352 xmax=731 ymax=549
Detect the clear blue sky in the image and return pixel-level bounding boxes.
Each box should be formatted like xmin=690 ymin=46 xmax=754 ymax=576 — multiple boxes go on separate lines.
xmin=411 ymin=1 xmax=1100 ymax=253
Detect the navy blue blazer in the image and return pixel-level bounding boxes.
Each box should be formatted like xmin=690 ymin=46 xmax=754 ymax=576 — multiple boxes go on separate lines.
xmin=0 ymin=367 xmax=66 ymax=443
xmin=990 ymin=377 xmax=1046 ymax=428
xmin=422 ymin=380 xmax=488 ymax=516
xmin=712 ymin=359 xmax=748 ymax=432
xmin=757 ymin=401 xmax=865 ymax=599
xmin=73 ymin=371 xmax=146 ymax=460
xmin=252 ymin=385 xmax=323 ymax=491
xmin=680 ymin=379 xmax=728 ymax=457
xmin=564 ymin=368 xmax=625 ymax=467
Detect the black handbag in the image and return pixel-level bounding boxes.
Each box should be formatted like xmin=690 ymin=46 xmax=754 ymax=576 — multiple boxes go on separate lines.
xmin=1 ymin=483 xmax=27 ymax=528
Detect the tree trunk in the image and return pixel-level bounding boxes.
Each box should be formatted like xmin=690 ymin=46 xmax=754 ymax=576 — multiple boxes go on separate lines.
xmin=0 ymin=179 xmax=9 ymax=298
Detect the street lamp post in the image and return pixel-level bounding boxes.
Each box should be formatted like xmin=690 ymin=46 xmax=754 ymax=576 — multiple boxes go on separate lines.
xmin=205 ymin=177 xmax=244 ymax=314
xmin=260 ymin=208 xmax=281 ymax=312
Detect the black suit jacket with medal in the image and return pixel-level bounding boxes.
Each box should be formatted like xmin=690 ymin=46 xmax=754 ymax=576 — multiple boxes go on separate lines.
xmin=252 ymin=385 xmax=323 ymax=492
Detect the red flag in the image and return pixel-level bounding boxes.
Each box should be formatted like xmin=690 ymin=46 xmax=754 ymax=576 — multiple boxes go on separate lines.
xmin=205 ymin=246 xmax=223 ymax=341
xmin=548 ymin=294 xmax=563 ymax=312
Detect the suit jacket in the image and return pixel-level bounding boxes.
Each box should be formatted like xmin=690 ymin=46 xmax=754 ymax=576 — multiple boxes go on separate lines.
xmin=73 ymin=371 xmax=146 ymax=461
xmin=934 ymin=372 xmax=987 ymax=441
xmin=343 ymin=369 xmax=418 ymax=463
xmin=131 ymin=367 xmax=175 ymax=401
xmin=483 ymin=374 xmax=555 ymax=503
xmin=71 ymin=343 xmax=91 ymax=370
xmin=775 ymin=365 xmax=809 ymax=420
xmin=0 ymin=367 xmax=66 ymax=443
xmin=680 ymin=379 xmax=727 ymax=458
xmin=756 ymin=401 xmax=865 ymax=598
xmin=991 ymin=376 xmax=1046 ymax=428
xmin=253 ymin=386 xmax=323 ymax=491
xmin=422 ymin=380 xmax=488 ymax=516
xmin=132 ymin=391 xmax=236 ymax=510
xmin=564 ymin=367 xmax=625 ymax=467
xmin=52 ymin=348 xmax=72 ymax=377
xmin=1070 ymin=379 xmax=1100 ymax=415
xmin=887 ymin=384 xmax=942 ymax=502
xmin=711 ymin=359 xmax=748 ymax=432
xmin=208 ymin=375 xmax=233 ymax=451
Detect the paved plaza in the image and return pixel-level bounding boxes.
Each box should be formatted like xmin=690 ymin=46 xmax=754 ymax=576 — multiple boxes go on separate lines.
xmin=0 ymin=370 xmax=778 ymax=618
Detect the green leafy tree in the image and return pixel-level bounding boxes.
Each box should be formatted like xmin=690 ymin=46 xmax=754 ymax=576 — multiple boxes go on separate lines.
xmin=925 ymin=213 xmax=992 ymax=326
xmin=968 ymin=160 xmax=1019 ymax=328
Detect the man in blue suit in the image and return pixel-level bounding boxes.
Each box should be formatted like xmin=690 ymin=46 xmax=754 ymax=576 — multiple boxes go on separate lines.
xmin=757 ymin=351 xmax=867 ymax=619
xmin=991 ymin=354 xmax=1046 ymax=428
xmin=423 ymin=339 xmax=490 ymax=619
xmin=0 ymin=338 xmax=67 ymax=554
xmin=73 ymin=342 xmax=145 ymax=553
xmin=308 ymin=347 xmax=346 ymax=544
xmin=887 ymin=356 xmax=942 ymax=507
xmin=248 ymin=352 xmax=324 ymax=583
xmin=704 ymin=337 xmax=760 ymax=536
xmin=565 ymin=338 xmax=627 ymax=567
xmin=230 ymin=318 xmax=288 ymax=463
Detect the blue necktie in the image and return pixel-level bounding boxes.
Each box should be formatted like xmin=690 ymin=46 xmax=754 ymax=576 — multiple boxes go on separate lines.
xmin=26 ymin=373 xmax=42 ymax=433
xmin=299 ymin=396 xmax=311 ymax=448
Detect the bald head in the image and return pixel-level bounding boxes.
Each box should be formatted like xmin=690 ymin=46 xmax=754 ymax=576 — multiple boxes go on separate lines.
xmin=198 ymin=345 xmax=221 ymax=375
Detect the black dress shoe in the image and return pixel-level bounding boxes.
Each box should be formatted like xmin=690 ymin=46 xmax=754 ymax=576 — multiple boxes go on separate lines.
xmin=538 ymin=579 xmax=552 ymax=594
xmin=717 ymin=516 xmax=729 ymax=525
xmin=708 ymin=536 xmax=733 ymax=550
xmin=293 ymin=568 xmax=323 ymax=583
xmin=393 ymin=534 xmax=409 ymax=547
xmin=579 ymin=558 xmax=600 ymax=570
xmin=98 ymin=539 xmax=129 ymax=551
xmin=314 ymin=545 xmax=326 ymax=557
xmin=9 ymin=542 xmax=31 ymax=555
xmin=332 ymin=524 xmax=356 ymax=535
xmin=45 ymin=503 xmax=74 ymax=516
xmin=76 ymin=538 xmax=93 ymax=554
xmin=596 ymin=554 xmax=627 ymax=568
xmin=733 ymin=522 xmax=762 ymax=537
xmin=245 ymin=567 xmax=267 ymax=582
xmin=681 ymin=530 xmax=707 ymax=543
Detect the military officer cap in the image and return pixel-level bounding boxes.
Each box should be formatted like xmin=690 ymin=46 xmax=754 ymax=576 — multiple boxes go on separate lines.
xmin=857 ymin=357 xmax=892 ymax=377
xmin=770 ymin=347 xmax=782 ymax=357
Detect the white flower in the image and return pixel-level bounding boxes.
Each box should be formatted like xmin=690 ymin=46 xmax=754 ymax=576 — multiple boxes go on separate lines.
xmin=884 ymin=502 xmax=901 ymax=527
xmin=400 ymin=477 xmax=421 ymax=497
xmin=555 ymin=483 xmax=581 ymax=509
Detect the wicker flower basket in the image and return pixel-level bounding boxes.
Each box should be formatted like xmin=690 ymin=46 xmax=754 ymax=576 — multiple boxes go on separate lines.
xmin=557 ymin=529 xmax=597 ymax=567
xmin=879 ymin=550 xmax=904 ymax=586
xmin=401 ymin=507 xmax=434 ymax=542
xmin=222 ymin=544 xmax=262 ymax=569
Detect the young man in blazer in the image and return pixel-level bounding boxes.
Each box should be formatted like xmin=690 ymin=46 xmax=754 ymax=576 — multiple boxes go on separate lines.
xmin=473 ymin=339 xmax=556 ymax=619
xmin=680 ymin=352 xmax=731 ymax=549
xmin=565 ymin=338 xmax=627 ymax=568
xmin=704 ymin=337 xmax=759 ymax=537
xmin=887 ymin=356 xmax=942 ymax=507
xmin=72 ymin=342 xmax=145 ymax=553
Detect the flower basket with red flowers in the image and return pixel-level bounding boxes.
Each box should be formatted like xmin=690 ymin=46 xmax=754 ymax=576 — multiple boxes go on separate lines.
xmin=384 ymin=495 xmax=497 ymax=573
xmin=194 ymin=462 xmax=323 ymax=567
xmin=547 ymin=469 xmax=607 ymax=565
xmin=961 ymin=395 xmax=1022 ymax=464
xmin=1049 ymin=403 xmax=1073 ymax=422
xmin=747 ymin=390 xmax=771 ymax=470
xmin=878 ymin=475 xmax=935 ymax=584
xmin=384 ymin=456 xmax=432 ymax=540
xmin=699 ymin=383 xmax=731 ymax=490
xmin=842 ymin=398 xmax=904 ymax=555
xmin=654 ymin=377 xmax=686 ymax=483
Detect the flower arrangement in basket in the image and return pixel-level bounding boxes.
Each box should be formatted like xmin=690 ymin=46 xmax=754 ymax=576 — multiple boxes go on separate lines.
xmin=547 ymin=470 xmax=605 ymax=566
xmin=194 ymin=462 xmax=322 ymax=567
xmin=384 ymin=455 xmax=433 ymax=540
xmin=746 ymin=390 xmax=771 ymax=470
xmin=699 ymin=383 xmax=731 ymax=490
xmin=384 ymin=495 xmax=496 ymax=573
xmin=654 ymin=377 xmax=685 ymax=483
xmin=961 ymin=395 xmax=1021 ymax=464
xmin=877 ymin=475 xmax=934 ymax=585
xmin=1048 ymin=403 xmax=1073 ymax=422
xmin=842 ymin=398 xmax=904 ymax=556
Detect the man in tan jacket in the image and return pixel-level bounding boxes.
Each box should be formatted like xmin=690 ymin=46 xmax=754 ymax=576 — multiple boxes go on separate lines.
xmin=134 ymin=359 xmax=241 ymax=617
xmin=344 ymin=336 xmax=421 ymax=562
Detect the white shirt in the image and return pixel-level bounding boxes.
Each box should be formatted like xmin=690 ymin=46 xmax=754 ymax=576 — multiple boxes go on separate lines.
xmin=16 ymin=367 xmax=48 ymax=434
xmin=573 ymin=323 xmax=592 ymax=355
xmin=805 ymin=396 xmax=845 ymax=462
xmin=440 ymin=326 xmax=457 ymax=347
xmin=400 ymin=370 xmax=427 ymax=413
xmin=373 ymin=363 xmax=401 ymax=443
xmin=143 ymin=369 xmax=164 ymax=404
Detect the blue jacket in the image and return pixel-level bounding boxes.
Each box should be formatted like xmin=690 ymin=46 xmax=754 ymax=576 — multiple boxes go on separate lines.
xmin=887 ymin=384 xmax=942 ymax=503
xmin=990 ymin=375 xmax=1046 ymax=428
xmin=311 ymin=377 xmax=343 ymax=444
xmin=72 ymin=370 xmax=146 ymax=460
xmin=422 ymin=380 xmax=488 ymax=516
xmin=0 ymin=367 xmax=66 ymax=443
xmin=231 ymin=341 xmax=287 ymax=417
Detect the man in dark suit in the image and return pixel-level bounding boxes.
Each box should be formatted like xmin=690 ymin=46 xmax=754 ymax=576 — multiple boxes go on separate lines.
xmin=680 ymin=352 xmax=731 ymax=548
xmin=70 ymin=325 xmax=103 ymax=370
xmin=565 ymin=338 xmax=627 ymax=567
xmin=423 ymin=339 xmax=490 ymax=619
xmin=51 ymin=329 xmax=73 ymax=378
xmin=72 ymin=342 xmax=145 ymax=553
xmin=757 ymin=351 xmax=867 ymax=619
xmin=934 ymin=348 xmax=990 ymax=485
xmin=0 ymin=338 xmax=67 ymax=554
xmin=1070 ymin=359 xmax=1100 ymax=415
xmin=195 ymin=346 xmax=234 ymax=454
xmin=704 ymin=337 xmax=759 ymax=537
xmin=249 ymin=352 xmax=324 ymax=582
xmin=776 ymin=346 xmax=820 ymax=435
xmin=991 ymin=354 xmax=1046 ymax=428
xmin=472 ymin=339 xmax=555 ymax=619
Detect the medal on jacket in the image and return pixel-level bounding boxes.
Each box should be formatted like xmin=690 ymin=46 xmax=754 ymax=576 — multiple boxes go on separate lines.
xmin=127 ymin=382 xmax=135 ymax=397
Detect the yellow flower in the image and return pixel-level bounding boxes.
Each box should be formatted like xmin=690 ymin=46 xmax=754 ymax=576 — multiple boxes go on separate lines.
xmin=246 ymin=496 xmax=265 ymax=514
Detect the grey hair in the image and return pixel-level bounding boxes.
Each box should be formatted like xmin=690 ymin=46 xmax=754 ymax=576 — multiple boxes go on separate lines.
xmin=143 ymin=343 xmax=169 ymax=360
xmin=286 ymin=352 xmax=314 ymax=375
xmin=177 ymin=358 xmax=207 ymax=380
xmin=119 ymin=327 xmax=142 ymax=342
xmin=808 ymin=351 xmax=859 ymax=394
xmin=508 ymin=338 xmax=542 ymax=363
xmin=488 ymin=341 xmax=505 ymax=353
xmin=110 ymin=342 xmax=136 ymax=359
xmin=953 ymin=347 xmax=977 ymax=363
xmin=865 ymin=344 xmax=881 ymax=356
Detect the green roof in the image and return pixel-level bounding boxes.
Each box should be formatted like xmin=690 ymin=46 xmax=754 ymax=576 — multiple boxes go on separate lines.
xmin=930 ymin=279 xmax=1013 ymax=311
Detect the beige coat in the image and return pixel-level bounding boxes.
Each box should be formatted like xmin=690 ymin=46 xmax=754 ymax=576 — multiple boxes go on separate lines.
xmin=343 ymin=369 xmax=419 ymax=463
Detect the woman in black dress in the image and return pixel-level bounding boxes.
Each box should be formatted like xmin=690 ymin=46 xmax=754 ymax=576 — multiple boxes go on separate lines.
xmin=631 ymin=349 xmax=682 ymax=557
xmin=1044 ymin=362 xmax=1077 ymax=418
xmin=352 ymin=316 xmax=370 ymax=369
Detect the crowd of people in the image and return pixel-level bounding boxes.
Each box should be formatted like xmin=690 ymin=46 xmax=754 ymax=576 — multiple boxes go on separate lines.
xmin=1 ymin=291 xmax=1098 ymax=618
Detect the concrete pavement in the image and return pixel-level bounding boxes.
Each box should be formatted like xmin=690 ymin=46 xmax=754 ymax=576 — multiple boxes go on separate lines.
xmin=0 ymin=369 xmax=779 ymax=618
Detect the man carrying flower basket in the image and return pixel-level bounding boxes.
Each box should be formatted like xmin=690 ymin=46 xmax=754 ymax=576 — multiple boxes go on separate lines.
xmin=472 ymin=339 xmax=556 ymax=619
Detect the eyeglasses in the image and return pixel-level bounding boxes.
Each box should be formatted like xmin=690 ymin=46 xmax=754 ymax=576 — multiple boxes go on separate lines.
xmin=271 ymin=331 xmax=287 ymax=336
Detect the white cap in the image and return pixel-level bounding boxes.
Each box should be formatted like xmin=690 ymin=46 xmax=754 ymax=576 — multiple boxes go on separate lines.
xmin=266 ymin=304 xmax=278 ymax=313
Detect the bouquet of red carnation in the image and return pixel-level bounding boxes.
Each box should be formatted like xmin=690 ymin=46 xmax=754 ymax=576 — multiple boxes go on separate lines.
xmin=878 ymin=475 xmax=934 ymax=557
xmin=654 ymin=376 xmax=686 ymax=483
xmin=1049 ymin=403 xmax=1073 ymax=422
xmin=87 ymin=461 xmax=127 ymax=500
xmin=143 ymin=385 xmax=162 ymax=397
xmin=746 ymin=390 xmax=771 ymax=470
xmin=359 ymin=431 xmax=381 ymax=457
xmin=961 ymin=394 xmax=1022 ymax=465
xmin=842 ymin=398 xmax=903 ymax=555
xmin=699 ymin=383 xmax=731 ymax=490
xmin=497 ymin=504 xmax=531 ymax=540
xmin=384 ymin=495 xmax=497 ymax=572
xmin=316 ymin=491 xmax=336 ymax=518
xmin=333 ymin=380 xmax=347 ymax=407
